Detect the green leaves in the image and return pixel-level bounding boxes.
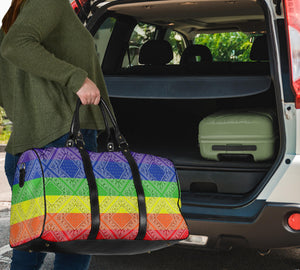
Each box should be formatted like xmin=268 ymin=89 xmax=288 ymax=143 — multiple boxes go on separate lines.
xmin=194 ymin=32 xmax=256 ymax=62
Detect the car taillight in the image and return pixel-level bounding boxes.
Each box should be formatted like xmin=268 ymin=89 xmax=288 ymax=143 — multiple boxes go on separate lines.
xmin=71 ymin=1 xmax=80 ymax=14
xmin=71 ymin=0 xmax=88 ymax=14
xmin=288 ymin=213 xmax=300 ymax=230
xmin=284 ymin=0 xmax=300 ymax=108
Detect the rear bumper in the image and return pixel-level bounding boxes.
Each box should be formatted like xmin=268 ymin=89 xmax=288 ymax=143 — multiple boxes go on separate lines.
xmin=182 ymin=203 xmax=300 ymax=249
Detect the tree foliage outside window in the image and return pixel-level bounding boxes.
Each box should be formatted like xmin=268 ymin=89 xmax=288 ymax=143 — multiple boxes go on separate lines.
xmin=194 ymin=32 xmax=256 ymax=62
xmin=129 ymin=23 xmax=156 ymax=47
xmin=122 ymin=23 xmax=156 ymax=67
xmin=166 ymin=31 xmax=186 ymax=64
xmin=0 ymin=107 xmax=12 ymax=144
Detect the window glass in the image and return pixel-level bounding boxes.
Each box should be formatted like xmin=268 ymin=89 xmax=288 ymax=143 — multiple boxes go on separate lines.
xmin=165 ymin=30 xmax=186 ymax=64
xmin=94 ymin=17 xmax=116 ymax=65
xmin=193 ymin=32 xmax=257 ymax=62
xmin=122 ymin=23 xmax=157 ymax=68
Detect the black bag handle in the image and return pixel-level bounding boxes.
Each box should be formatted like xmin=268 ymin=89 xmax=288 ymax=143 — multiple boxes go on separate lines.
xmin=68 ymin=98 xmax=147 ymax=240
xmin=68 ymin=98 xmax=128 ymax=150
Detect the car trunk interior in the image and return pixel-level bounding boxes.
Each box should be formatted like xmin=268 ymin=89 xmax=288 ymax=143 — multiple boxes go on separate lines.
xmin=96 ymin=0 xmax=280 ymax=204
xmin=108 ymin=85 xmax=278 ymax=197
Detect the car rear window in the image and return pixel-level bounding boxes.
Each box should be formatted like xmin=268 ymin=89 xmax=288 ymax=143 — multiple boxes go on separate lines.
xmin=94 ymin=17 xmax=116 ymax=65
xmin=122 ymin=22 xmax=157 ymax=68
xmin=121 ymin=28 xmax=264 ymax=67
xmin=193 ymin=32 xmax=260 ymax=62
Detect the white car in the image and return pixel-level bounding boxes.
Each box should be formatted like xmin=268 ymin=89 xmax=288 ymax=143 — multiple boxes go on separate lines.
xmin=78 ymin=0 xmax=300 ymax=250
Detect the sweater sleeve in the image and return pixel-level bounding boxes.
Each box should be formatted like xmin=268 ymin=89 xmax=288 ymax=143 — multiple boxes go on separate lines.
xmin=0 ymin=0 xmax=87 ymax=93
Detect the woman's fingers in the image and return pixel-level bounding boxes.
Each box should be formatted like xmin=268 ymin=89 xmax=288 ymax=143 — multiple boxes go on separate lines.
xmin=76 ymin=77 xmax=101 ymax=105
xmin=94 ymin=95 xmax=101 ymax=105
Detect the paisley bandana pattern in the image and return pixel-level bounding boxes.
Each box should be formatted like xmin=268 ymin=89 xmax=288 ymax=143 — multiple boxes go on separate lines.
xmin=10 ymin=147 xmax=189 ymax=247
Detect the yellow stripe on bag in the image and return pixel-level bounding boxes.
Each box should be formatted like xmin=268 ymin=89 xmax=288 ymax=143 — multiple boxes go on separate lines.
xmin=11 ymin=195 xmax=181 ymax=225
xmin=46 ymin=195 xmax=91 ymax=213
xmin=99 ymin=196 xmax=180 ymax=214
xmin=10 ymin=197 xmax=45 ymax=225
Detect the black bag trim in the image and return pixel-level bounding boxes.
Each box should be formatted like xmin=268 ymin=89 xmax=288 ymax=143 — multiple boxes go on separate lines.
xmin=32 ymin=149 xmax=47 ymax=239
xmin=19 ymin=165 xmax=25 ymax=188
xmin=90 ymin=0 xmax=104 ymax=13
xmin=212 ymin=145 xmax=257 ymax=151
xmin=14 ymin=238 xmax=179 ymax=255
xmin=174 ymin=169 xmax=187 ymax=222
xmin=68 ymin=99 xmax=147 ymax=240
xmin=98 ymin=101 xmax=113 ymax=152
xmin=77 ymin=146 xmax=100 ymax=240
xmin=121 ymin=148 xmax=147 ymax=240
xmin=97 ymin=99 xmax=147 ymax=240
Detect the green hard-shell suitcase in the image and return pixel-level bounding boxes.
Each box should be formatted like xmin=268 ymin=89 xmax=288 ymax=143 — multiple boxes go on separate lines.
xmin=198 ymin=110 xmax=276 ymax=162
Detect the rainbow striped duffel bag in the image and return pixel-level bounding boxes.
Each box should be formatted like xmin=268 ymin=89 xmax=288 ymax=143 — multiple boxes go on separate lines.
xmin=9 ymin=99 xmax=189 ymax=255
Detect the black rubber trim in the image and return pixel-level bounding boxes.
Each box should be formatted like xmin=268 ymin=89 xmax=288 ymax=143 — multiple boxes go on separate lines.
xmin=212 ymin=145 xmax=257 ymax=151
xmin=75 ymin=0 xmax=88 ymax=21
xmin=184 ymin=203 xmax=300 ymax=249
xmin=275 ymin=0 xmax=282 ymax=15
xmin=121 ymin=149 xmax=147 ymax=240
xmin=90 ymin=0 xmax=105 ymax=13
xmin=77 ymin=146 xmax=100 ymax=240
xmin=276 ymin=19 xmax=294 ymax=102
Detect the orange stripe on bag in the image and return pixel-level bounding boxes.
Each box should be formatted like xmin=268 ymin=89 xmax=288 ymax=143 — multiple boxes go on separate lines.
xmin=10 ymin=215 xmax=44 ymax=247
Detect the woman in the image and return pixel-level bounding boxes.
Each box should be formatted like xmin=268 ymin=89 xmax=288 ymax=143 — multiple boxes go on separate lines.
xmin=0 ymin=0 xmax=112 ymax=269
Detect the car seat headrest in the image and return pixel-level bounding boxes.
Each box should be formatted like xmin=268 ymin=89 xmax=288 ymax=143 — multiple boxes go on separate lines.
xmin=180 ymin=45 xmax=213 ymax=65
xmin=250 ymin=35 xmax=269 ymax=61
xmin=139 ymin=40 xmax=173 ymax=65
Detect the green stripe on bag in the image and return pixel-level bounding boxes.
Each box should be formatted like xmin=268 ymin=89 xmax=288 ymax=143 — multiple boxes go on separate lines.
xmin=12 ymin=177 xmax=179 ymax=204
xmin=11 ymin=178 xmax=44 ymax=205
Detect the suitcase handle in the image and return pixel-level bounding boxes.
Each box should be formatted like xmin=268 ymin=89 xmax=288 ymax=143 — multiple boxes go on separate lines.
xmin=68 ymin=98 xmax=128 ymax=151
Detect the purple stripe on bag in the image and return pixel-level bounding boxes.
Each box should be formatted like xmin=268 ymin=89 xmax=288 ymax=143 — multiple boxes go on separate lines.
xmin=14 ymin=148 xmax=177 ymax=185
xmin=19 ymin=148 xmax=173 ymax=168
xmin=33 ymin=147 xmax=174 ymax=168
xmin=18 ymin=150 xmax=40 ymax=163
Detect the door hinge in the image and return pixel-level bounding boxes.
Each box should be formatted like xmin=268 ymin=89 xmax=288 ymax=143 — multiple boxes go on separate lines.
xmin=273 ymin=0 xmax=282 ymax=16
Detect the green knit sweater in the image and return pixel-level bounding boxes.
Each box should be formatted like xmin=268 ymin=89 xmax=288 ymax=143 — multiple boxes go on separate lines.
xmin=0 ymin=0 xmax=112 ymax=155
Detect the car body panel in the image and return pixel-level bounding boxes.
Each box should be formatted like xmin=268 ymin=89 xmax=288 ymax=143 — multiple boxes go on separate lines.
xmin=85 ymin=0 xmax=300 ymax=249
